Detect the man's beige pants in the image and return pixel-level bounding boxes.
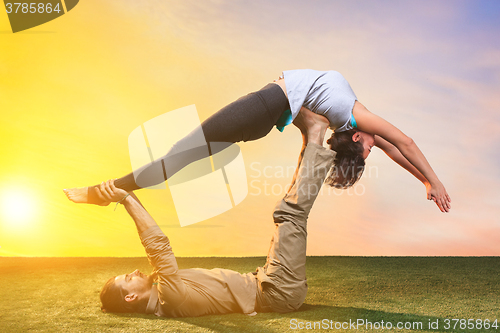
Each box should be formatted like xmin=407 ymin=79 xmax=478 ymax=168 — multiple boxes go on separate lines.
xmin=256 ymin=142 xmax=336 ymax=313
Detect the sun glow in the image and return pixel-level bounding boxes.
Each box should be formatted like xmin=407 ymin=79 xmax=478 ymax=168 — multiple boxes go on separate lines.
xmin=1 ymin=189 xmax=37 ymax=226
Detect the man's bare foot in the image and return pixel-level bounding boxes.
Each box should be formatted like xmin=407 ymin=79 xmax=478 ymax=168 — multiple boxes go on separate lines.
xmin=63 ymin=187 xmax=110 ymax=206
xmin=293 ymin=107 xmax=329 ymax=145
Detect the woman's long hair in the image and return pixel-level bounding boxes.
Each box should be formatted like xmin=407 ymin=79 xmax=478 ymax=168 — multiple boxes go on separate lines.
xmin=325 ymin=129 xmax=365 ymax=188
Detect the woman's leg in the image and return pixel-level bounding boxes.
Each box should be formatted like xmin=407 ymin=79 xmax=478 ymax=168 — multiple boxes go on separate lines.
xmin=65 ymin=83 xmax=289 ymax=204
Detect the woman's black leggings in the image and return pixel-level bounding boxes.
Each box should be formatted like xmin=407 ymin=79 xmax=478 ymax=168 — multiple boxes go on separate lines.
xmin=88 ymin=83 xmax=289 ymax=203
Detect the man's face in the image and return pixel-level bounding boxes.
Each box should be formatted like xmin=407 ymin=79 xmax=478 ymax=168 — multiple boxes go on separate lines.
xmin=114 ymin=269 xmax=153 ymax=297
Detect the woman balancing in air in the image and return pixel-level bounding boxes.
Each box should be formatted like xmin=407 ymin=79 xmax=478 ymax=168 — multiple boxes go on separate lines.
xmin=64 ymin=69 xmax=451 ymax=212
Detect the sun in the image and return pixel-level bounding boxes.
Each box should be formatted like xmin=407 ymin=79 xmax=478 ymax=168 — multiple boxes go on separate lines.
xmin=1 ymin=189 xmax=36 ymax=226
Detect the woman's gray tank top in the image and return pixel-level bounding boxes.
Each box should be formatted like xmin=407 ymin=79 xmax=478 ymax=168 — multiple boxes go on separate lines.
xmin=283 ymin=69 xmax=357 ymax=132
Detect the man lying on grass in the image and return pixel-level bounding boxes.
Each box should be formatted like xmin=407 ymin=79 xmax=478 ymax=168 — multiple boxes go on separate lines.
xmin=98 ymin=108 xmax=335 ymax=316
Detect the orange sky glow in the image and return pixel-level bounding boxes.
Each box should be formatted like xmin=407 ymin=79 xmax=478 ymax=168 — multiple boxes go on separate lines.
xmin=1 ymin=1 xmax=499 ymax=257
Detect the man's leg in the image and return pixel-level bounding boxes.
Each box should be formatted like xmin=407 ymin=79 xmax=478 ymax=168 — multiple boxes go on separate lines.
xmin=256 ymin=141 xmax=336 ymax=313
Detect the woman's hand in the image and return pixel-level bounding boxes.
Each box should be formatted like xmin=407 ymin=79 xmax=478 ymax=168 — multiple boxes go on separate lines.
xmin=425 ymin=181 xmax=451 ymax=212
xmin=95 ymin=179 xmax=130 ymax=203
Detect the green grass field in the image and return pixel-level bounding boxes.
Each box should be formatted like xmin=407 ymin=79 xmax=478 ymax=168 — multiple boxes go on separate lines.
xmin=0 ymin=257 xmax=499 ymax=332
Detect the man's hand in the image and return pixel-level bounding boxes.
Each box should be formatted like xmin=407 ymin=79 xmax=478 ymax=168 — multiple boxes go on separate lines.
xmin=96 ymin=179 xmax=158 ymax=234
xmin=95 ymin=179 xmax=129 ymax=203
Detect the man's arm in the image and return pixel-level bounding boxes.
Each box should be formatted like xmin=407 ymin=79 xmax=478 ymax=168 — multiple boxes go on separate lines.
xmin=95 ymin=180 xmax=157 ymax=234
xmin=96 ymin=180 xmax=188 ymax=309
xmin=121 ymin=193 xmax=157 ymax=235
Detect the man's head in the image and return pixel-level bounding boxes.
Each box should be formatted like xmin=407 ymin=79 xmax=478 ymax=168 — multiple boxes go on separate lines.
xmin=100 ymin=269 xmax=154 ymax=313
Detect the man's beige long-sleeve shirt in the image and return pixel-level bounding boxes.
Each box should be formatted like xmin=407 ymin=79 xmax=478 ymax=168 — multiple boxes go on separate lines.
xmin=140 ymin=226 xmax=257 ymax=317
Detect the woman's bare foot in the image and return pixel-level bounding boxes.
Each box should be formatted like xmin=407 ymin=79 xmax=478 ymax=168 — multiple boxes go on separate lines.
xmin=293 ymin=107 xmax=329 ymax=145
xmin=63 ymin=187 xmax=110 ymax=206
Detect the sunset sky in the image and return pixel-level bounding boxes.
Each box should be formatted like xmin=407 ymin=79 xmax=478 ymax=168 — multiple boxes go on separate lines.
xmin=1 ymin=0 xmax=499 ymax=257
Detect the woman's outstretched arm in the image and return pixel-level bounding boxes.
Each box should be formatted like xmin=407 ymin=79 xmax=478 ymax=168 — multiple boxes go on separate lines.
xmin=353 ymin=101 xmax=451 ymax=212
xmin=374 ymin=135 xmax=428 ymax=184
